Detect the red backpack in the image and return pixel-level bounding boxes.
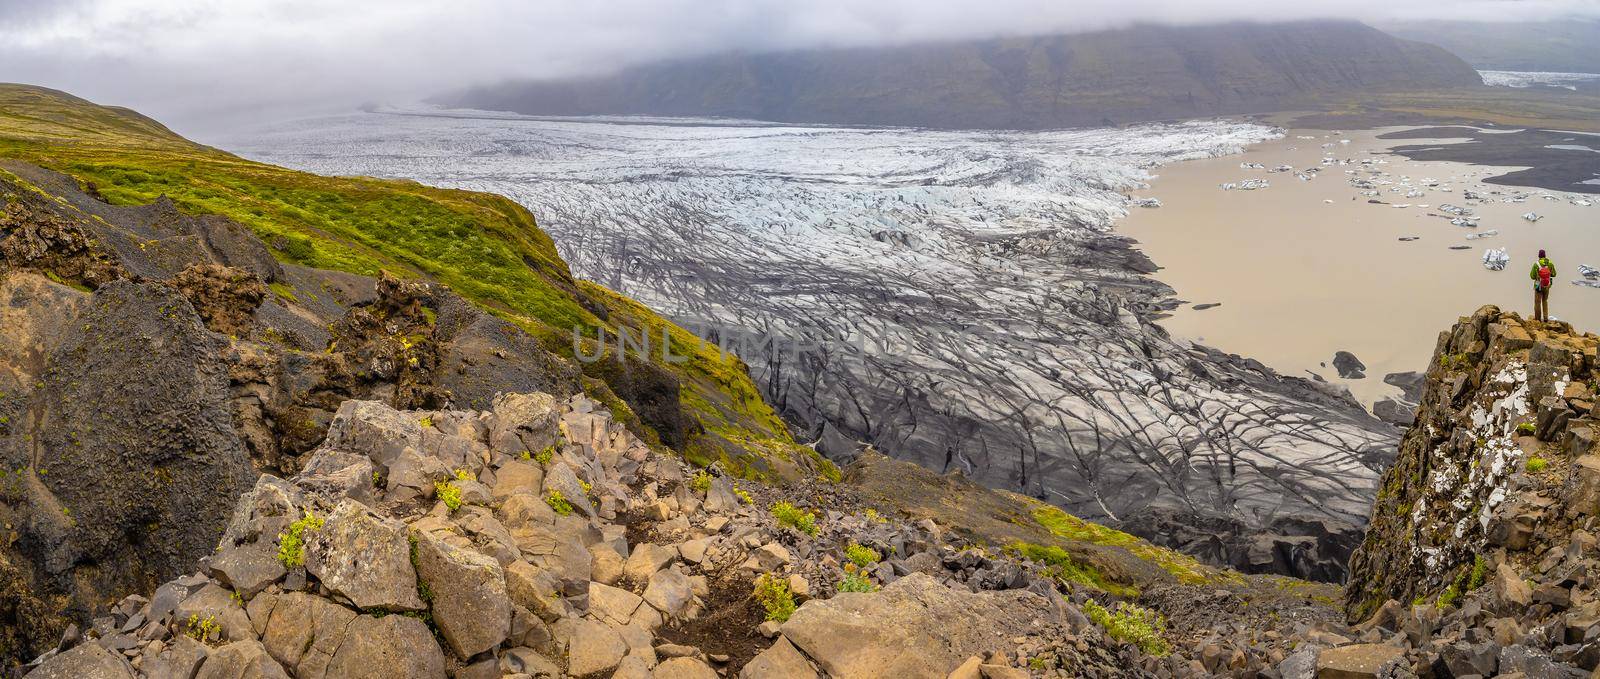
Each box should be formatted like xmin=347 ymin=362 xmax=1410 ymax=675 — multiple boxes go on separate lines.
xmin=1539 ymin=261 xmax=1553 ymax=289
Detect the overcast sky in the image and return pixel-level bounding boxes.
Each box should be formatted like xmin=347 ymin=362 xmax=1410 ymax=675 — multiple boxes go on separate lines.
xmin=2 ymin=0 xmax=1596 ymax=137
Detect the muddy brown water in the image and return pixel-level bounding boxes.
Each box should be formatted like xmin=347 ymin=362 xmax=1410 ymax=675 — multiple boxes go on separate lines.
xmin=1122 ymin=127 xmax=1600 ymax=407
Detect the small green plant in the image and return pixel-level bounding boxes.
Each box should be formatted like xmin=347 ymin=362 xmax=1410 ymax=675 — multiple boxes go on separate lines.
xmin=185 ymin=613 xmax=220 ymax=642
xmin=1517 ymin=422 xmax=1537 ymax=435
xmin=371 ymin=470 xmax=381 ymax=487
xmin=230 ymin=590 xmax=245 ymax=605
xmin=1466 ymin=554 xmax=1489 ymax=591
xmin=754 ymin=573 xmax=796 ymax=622
xmin=534 ymin=446 xmax=554 ymax=466
xmin=453 ymin=468 xmax=471 ymax=481
xmin=691 ymin=470 xmax=713 ymax=493
xmin=579 ymin=479 xmax=593 ymax=496
xmin=837 ymin=566 xmax=877 ymax=593
xmin=268 ymin=282 xmax=299 ymax=303
xmin=1438 ymin=553 xmax=1489 ymax=612
xmin=1527 ymin=456 xmax=1547 ymax=472
xmin=545 ymin=490 xmax=573 ymax=516
xmin=519 ymin=450 xmax=532 ymax=460
xmin=434 ymin=480 xmax=463 ymax=512
xmin=864 ymin=508 xmax=887 ymax=523
xmin=419 ymin=415 xmax=434 ymax=428
xmin=1436 ymin=584 xmax=1461 ymax=610
xmin=277 ymin=510 xmax=324 ymax=568
xmin=845 ymin=543 xmax=881 ymax=569
xmin=735 ymin=488 xmax=754 ymax=505
xmin=771 ymin=501 xmax=818 ymax=537
xmin=1083 ymin=600 xmax=1169 ymax=656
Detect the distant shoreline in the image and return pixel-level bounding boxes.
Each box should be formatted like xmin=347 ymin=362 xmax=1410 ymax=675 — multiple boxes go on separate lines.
xmin=1379 ymin=126 xmax=1600 ymax=195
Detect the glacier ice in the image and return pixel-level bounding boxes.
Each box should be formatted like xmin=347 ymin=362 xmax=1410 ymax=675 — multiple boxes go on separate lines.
xmin=225 ymin=109 xmax=1396 ymax=535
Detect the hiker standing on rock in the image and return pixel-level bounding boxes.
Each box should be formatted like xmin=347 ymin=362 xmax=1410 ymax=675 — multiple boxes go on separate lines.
xmin=1531 ymin=249 xmax=1558 ymax=322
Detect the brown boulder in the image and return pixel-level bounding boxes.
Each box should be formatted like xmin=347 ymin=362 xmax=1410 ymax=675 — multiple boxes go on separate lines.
xmin=1313 ymin=644 xmax=1405 ymax=679
xmin=412 ymin=530 xmax=511 ymax=658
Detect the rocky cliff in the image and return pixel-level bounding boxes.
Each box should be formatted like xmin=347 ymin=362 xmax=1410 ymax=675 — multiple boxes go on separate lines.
xmin=16 ymin=389 xmax=1346 ymax=679
xmin=0 ymin=86 xmax=833 ymax=668
xmin=445 ymin=20 xmax=1482 ymax=129
xmin=1339 ymin=305 xmax=1600 ymax=676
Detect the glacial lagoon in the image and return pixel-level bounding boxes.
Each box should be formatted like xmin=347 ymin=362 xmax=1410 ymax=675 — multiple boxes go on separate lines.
xmin=1123 ymin=126 xmax=1600 ymax=408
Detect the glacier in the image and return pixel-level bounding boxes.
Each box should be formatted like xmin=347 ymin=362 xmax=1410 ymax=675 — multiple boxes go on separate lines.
xmin=223 ymin=109 xmax=1398 ymax=579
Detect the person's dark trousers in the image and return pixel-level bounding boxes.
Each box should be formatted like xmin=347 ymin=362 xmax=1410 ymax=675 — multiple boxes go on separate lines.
xmin=1534 ymin=287 xmax=1549 ymax=321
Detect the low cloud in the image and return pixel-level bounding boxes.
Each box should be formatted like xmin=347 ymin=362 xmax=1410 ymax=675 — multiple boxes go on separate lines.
xmin=1 ymin=0 xmax=1596 ymax=137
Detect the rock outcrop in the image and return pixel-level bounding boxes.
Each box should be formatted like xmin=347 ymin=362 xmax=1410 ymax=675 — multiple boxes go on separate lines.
xmin=18 ymin=390 xmax=1390 ymax=678
xmin=0 ymin=156 xmax=824 ymax=667
xmin=1340 ymin=305 xmax=1600 ymax=676
xmin=15 ymin=394 xmax=1106 ymax=677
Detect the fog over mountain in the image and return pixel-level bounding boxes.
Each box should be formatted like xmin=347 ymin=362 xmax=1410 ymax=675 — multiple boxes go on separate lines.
xmin=443 ymin=21 xmax=1482 ymax=129
xmin=2 ymin=0 xmax=1599 ymax=135
xmin=1382 ymin=19 xmax=1600 ymax=72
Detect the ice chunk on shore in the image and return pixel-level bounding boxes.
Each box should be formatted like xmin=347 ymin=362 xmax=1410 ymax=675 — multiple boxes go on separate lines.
xmin=1483 ymin=248 xmax=1510 ymax=271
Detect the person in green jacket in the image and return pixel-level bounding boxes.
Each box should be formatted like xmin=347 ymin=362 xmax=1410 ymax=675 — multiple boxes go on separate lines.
xmin=1530 ymin=249 xmax=1558 ymax=322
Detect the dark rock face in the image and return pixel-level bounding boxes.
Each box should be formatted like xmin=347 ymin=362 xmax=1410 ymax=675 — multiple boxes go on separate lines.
xmin=1119 ymin=509 xmax=1359 ymax=583
xmin=1371 ymin=371 xmax=1426 ymax=427
xmin=447 ymin=20 xmax=1482 ymax=130
xmin=22 ymin=280 xmax=254 ymax=596
xmin=1371 ymin=398 xmax=1417 ymax=426
xmin=2 ymin=231 xmax=260 ymax=635
xmin=1333 ymin=351 xmax=1367 ymax=379
xmin=1383 ymin=371 xmax=1427 ymax=403
xmin=1346 ymin=305 xmax=1600 ymax=620
xmin=581 ymin=354 xmax=689 ymax=448
xmin=428 ymin=292 xmax=582 ymax=412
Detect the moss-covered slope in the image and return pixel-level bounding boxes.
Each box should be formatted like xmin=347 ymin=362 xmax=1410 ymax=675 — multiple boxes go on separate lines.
xmin=0 ymin=83 xmax=815 ymax=480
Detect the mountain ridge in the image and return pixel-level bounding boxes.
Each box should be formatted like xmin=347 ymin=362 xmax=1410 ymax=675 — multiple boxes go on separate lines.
xmin=1381 ymin=19 xmax=1600 ymax=73
xmin=442 ymin=20 xmax=1483 ymax=130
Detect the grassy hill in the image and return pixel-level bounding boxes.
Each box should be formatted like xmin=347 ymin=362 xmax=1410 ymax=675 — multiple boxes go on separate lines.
xmin=0 ymin=83 xmax=822 ymax=480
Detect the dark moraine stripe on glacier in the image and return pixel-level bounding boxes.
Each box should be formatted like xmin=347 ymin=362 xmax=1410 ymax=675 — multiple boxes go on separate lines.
xmin=225 ymin=111 xmax=1399 ymax=581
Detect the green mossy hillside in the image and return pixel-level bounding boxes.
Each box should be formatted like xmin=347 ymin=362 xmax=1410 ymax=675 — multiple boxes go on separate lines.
xmin=0 ymin=83 xmax=801 ymax=475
